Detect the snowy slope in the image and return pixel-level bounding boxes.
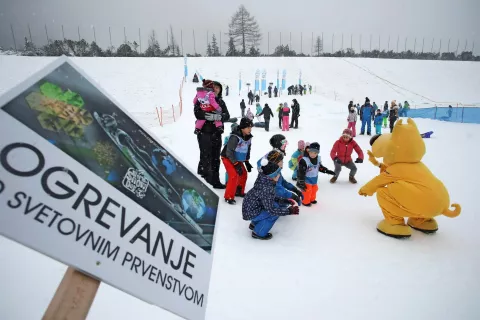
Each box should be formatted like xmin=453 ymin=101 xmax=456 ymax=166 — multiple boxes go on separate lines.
xmin=0 ymin=56 xmax=479 ymax=320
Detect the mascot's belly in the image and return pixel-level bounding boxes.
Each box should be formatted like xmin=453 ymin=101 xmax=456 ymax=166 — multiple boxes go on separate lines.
xmin=386 ymin=163 xmax=450 ymax=216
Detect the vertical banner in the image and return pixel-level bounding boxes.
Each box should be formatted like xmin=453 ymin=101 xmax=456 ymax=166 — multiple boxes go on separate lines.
xmin=238 ymin=71 xmax=242 ymax=96
xmin=261 ymin=69 xmax=267 ymax=92
xmin=281 ymin=69 xmax=287 ymax=90
xmin=299 ymin=70 xmax=302 ymax=85
xmin=254 ymin=69 xmax=260 ymax=92
xmin=276 ymin=70 xmax=280 ymax=91
xmin=184 ymin=55 xmax=188 ymax=80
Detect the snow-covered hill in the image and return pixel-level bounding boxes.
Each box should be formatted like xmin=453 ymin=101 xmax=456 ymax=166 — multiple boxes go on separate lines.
xmin=0 ymin=56 xmax=479 ymax=320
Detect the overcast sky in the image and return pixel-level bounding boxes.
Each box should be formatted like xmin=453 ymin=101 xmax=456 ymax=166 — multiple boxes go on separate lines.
xmin=1 ymin=0 xmax=479 ymax=55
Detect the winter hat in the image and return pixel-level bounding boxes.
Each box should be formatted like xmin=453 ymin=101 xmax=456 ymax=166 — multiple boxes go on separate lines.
xmin=231 ymin=123 xmax=239 ymax=132
xmin=298 ymin=140 xmax=305 ymax=150
xmin=365 ymin=97 xmax=370 ymax=103
xmin=269 ymin=134 xmax=287 ymax=151
xmin=203 ymin=79 xmax=214 ymax=89
xmin=283 ymin=102 xmax=288 ymax=108
xmin=309 ymin=142 xmax=320 ymax=153
xmin=266 ymin=150 xmax=284 ymax=164
xmin=260 ymin=158 xmax=281 ymax=178
xmin=239 ymin=117 xmax=254 ymax=129
xmin=342 ymin=128 xmax=353 ymax=138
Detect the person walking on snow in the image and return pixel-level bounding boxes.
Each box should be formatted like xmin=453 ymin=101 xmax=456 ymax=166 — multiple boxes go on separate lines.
xmin=274 ymin=86 xmax=278 ymax=97
xmin=258 ymin=103 xmax=274 ymax=132
xmin=248 ymin=90 xmax=254 ymax=105
xmin=383 ymin=101 xmax=389 ymax=128
xmin=329 ymin=128 xmax=364 ymax=184
xmin=282 ymin=102 xmax=291 ymax=131
xmin=240 ymin=99 xmax=246 ymax=118
xmin=374 ymin=109 xmax=384 ymax=135
xmin=289 ymin=140 xmax=306 ymax=181
xmin=242 ymin=157 xmax=299 ymax=240
xmin=360 ymin=97 xmax=374 ymax=135
xmin=221 ymin=118 xmax=254 ymax=204
xmin=290 ymin=99 xmax=300 ymax=129
xmin=347 ymin=106 xmax=358 ymax=137
xmin=277 ymin=103 xmax=283 ymax=129
xmin=296 ymin=142 xmax=335 ymax=206
xmin=268 ymin=85 xmax=272 ymax=98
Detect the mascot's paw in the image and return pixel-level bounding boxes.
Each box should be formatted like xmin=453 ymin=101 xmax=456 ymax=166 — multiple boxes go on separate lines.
xmin=407 ymin=217 xmax=438 ymax=234
xmin=376 ymin=219 xmax=412 ymax=239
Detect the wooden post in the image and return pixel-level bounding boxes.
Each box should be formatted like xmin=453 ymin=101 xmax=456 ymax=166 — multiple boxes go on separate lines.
xmin=43 ymin=267 xmax=100 ymax=320
xmin=156 ymin=107 xmax=163 ymax=126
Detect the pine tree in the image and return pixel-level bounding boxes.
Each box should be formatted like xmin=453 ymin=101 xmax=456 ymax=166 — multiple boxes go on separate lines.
xmin=206 ymin=42 xmax=213 ymax=56
xmin=226 ymin=37 xmax=237 ymax=56
xmin=168 ymin=25 xmax=179 ymax=56
xmin=145 ymin=30 xmax=162 ymax=57
xmin=211 ymin=34 xmax=220 ymax=56
xmin=228 ymin=5 xmax=262 ymax=55
xmin=314 ymin=36 xmax=323 ymax=57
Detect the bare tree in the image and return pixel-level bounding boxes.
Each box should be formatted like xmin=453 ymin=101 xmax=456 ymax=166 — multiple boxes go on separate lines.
xmin=314 ymin=36 xmax=323 ymax=56
xmin=228 ymin=5 xmax=262 ymax=55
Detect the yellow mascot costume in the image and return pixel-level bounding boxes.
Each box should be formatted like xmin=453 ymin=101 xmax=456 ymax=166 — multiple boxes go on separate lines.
xmin=359 ymin=118 xmax=461 ymax=238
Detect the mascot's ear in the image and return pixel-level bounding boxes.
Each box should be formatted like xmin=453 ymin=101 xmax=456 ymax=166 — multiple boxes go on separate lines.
xmin=394 ymin=118 xmax=404 ymax=129
xmin=406 ymin=118 xmax=419 ymax=130
xmin=370 ymin=134 xmax=382 ymax=146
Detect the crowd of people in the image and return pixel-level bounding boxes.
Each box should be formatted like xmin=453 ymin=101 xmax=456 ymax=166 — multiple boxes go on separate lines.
xmin=347 ymin=97 xmax=410 ymax=135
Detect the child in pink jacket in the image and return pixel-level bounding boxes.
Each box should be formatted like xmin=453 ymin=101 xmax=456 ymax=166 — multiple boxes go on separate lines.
xmin=194 ymin=83 xmax=223 ymax=134
xmin=282 ymin=102 xmax=290 ymax=131
xmin=347 ymin=106 xmax=357 ymax=137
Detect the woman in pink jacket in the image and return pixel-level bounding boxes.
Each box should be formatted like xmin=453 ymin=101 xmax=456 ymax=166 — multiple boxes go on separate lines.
xmin=282 ymin=102 xmax=290 ymax=131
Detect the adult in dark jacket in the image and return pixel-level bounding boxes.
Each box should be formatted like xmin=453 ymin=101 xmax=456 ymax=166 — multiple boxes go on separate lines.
xmin=277 ymin=103 xmax=283 ymax=129
xmin=290 ymin=99 xmax=300 ymax=129
xmin=242 ymin=159 xmax=299 ymax=240
xmin=194 ymin=80 xmax=230 ymax=189
xmin=274 ymin=86 xmax=278 ymax=97
xmin=240 ymin=99 xmax=246 ymax=117
xmin=220 ymin=118 xmax=254 ymax=204
xmin=248 ymin=90 xmax=254 ymax=105
xmin=255 ymin=94 xmax=260 ymax=103
xmin=268 ymin=85 xmax=272 ymax=98
xmin=360 ymin=97 xmax=373 ymax=135
xmin=258 ymin=103 xmax=274 ymax=131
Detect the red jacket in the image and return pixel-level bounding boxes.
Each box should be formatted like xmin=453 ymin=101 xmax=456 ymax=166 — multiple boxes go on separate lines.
xmin=330 ymin=138 xmax=364 ymax=163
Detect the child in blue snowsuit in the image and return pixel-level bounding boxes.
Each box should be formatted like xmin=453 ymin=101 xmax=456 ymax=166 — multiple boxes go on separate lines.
xmin=373 ymin=109 xmax=384 ymax=135
xmin=257 ymin=135 xmax=304 ymax=206
xmin=223 ymin=123 xmax=239 ymax=183
xmin=243 ymin=156 xmax=299 ymax=240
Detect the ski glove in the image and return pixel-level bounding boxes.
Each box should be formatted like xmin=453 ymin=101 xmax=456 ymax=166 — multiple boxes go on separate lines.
xmin=291 ymin=193 xmax=301 ymax=205
xmin=292 ymin=187 xmax=304 ymax=199
xmin=334 ymin=157 xmax=342 ymax=164
xmin=244 ymin=161 xmax=253 ymax=172
xmin=288 ymin=205 xmax=300 ymax=215
xmin=355 ymin=158 xmax=363 ymax=163
xmin=326 ymin=169 xmax=336 ymax=176
xmin=234 ymin=163 xmax=243 ymax=176
xmin=205 ymin=113 xmax=222 ymax=121
xmin=296 ymin=180 xmax=306 ymax=192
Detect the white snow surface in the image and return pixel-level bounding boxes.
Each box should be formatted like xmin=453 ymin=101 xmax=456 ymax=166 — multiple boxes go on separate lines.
xmin=0 ymin=56 xmax=479 ymax=320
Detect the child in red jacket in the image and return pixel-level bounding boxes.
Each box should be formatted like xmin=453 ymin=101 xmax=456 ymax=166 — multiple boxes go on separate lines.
xmin=330 ymin=128 xmax=364 ymax=184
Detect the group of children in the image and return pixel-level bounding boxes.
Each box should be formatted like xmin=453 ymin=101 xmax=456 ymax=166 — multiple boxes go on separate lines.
xmin=219 ymin=117 xmax=364 ymax=239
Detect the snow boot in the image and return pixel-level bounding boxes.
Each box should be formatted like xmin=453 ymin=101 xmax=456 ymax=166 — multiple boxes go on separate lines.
xmin=252 ymin=232 xmax=273 ymax=240
xmin=249 ymin=223 xmax=255 ymax=230
xmin=330 ymin=176 xmax=338 ymax=184
xmin=235 ymin=186 xmax=245 ymax=197
xmin=303 ymin=203 xmax=312 ymax=207
xmin=349 ymin=176 xmax=357 ymax=184
xmin=225 ymin=198 xmax=236 ymax=205
xmin=311 ymin=200 xmax=318 ymax=204
xmin=376 ymin=219 xmax=412 ymax=239
xmin=407 ymin=217 xmax=438 ymax=234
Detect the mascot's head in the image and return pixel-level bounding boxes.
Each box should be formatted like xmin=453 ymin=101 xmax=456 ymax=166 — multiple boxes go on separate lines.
xmin=369 ymin=118 xmax=425 ymax=165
